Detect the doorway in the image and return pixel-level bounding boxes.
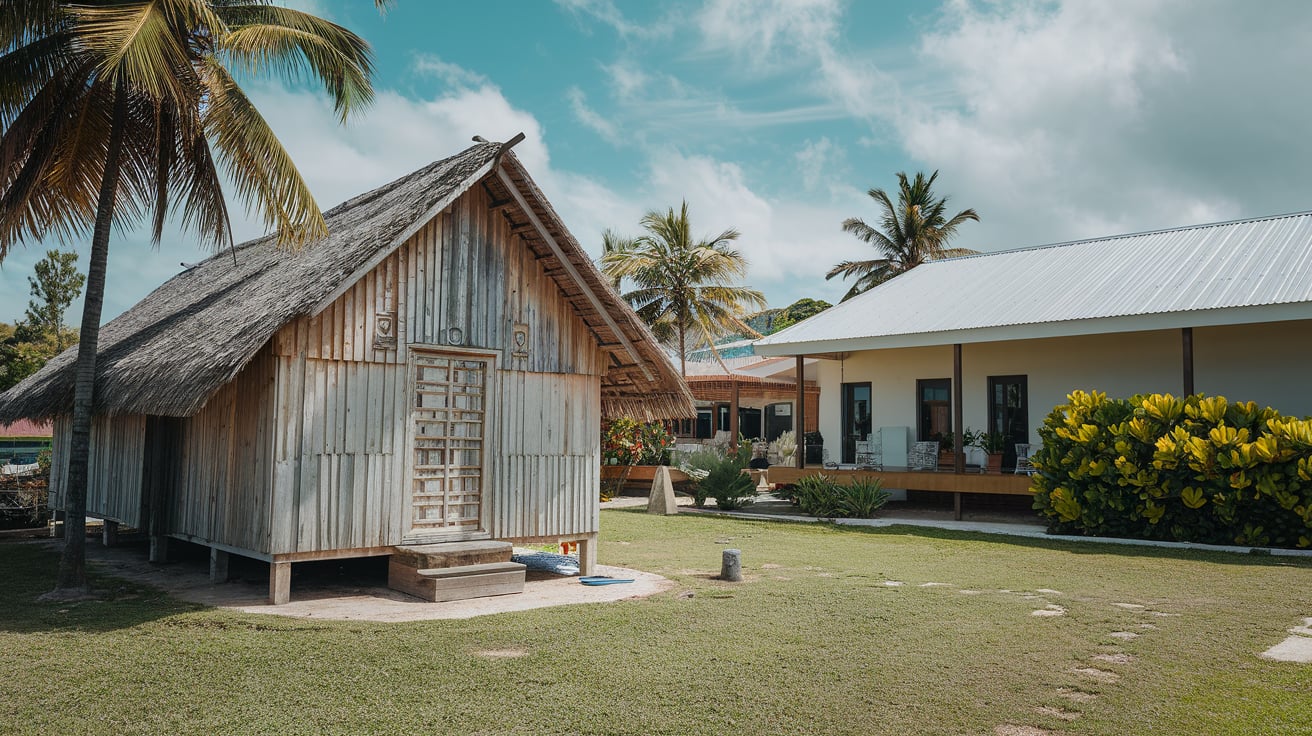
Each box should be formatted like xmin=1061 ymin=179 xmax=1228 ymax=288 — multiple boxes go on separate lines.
xmin=408 ymin=351 xmax=490 ymax=539
xmin=988 ymin=375 xmax=1028 ymax=471
xmin=840 ymin=382 xmax=872 ymax=464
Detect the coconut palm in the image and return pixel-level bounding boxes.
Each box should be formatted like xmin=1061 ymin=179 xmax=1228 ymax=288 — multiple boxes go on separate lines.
xmin=0 ymin=0 xmax=378 ymax=599
xmin=600 ymin=202 xmax=767 ymax=376
xmin=828 ymin=170 xmax=980 ymax=301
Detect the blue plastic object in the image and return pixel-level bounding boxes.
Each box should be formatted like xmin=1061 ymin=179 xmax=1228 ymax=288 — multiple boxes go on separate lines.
xmin=579 ymin=576 xmax=634 ymax=586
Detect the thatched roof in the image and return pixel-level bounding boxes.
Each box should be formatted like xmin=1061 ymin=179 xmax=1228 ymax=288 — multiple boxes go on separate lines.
xmin=0 ymin=138 xmax=693 ymax=422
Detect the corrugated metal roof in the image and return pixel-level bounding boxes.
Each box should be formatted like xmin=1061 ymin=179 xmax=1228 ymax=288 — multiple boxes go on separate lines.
xmin=756 ymin=210 xmax=1312 ymax=354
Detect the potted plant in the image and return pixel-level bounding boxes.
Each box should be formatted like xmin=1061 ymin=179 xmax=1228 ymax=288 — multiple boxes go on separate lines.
xmin=975 ymin=431 xmax=1009 ymax=473
xmin=935 ymin=429 xmax=980 ymax=467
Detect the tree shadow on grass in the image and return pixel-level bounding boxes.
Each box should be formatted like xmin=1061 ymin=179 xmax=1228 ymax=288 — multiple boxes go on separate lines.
xmin=0 ymin=541 xmax=205 ymax=634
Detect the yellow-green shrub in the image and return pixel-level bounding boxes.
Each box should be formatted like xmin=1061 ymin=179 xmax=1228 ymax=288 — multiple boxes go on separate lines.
xmin=1031 ymin=391 xmax=1312 ymax=548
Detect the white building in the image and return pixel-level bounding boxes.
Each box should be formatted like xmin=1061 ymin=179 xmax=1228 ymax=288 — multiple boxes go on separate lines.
xmin=755 ymin=211 xmax=1312 ymax=470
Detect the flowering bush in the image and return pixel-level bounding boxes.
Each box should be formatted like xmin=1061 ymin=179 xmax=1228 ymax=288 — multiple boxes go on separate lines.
xmin=601 ymin=418 xmax=675 ymax=466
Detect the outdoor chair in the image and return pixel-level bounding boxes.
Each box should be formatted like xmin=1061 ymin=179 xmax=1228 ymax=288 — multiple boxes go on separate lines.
xmin=855 ymin=430 xmax=883 ymax=470
xmin=1014 ymin=443 xmax=1037 ymax=475
xmin=822 ymin=448 xmax=839 ymax=470
xmin=908 ymin=441 xmax=939 ymax=470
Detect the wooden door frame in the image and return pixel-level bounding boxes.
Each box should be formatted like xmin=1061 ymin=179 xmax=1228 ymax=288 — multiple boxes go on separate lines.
xmin=402 ymin=344 xmax=500 ymax=544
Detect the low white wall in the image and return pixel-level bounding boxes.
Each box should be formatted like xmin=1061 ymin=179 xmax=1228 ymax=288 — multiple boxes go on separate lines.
xmin=809 ymin=319 xmax=1312 ymax=451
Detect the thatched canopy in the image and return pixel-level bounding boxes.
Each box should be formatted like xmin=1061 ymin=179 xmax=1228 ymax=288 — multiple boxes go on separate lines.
xmin=0 ymin=138 xmax=693 ymax=423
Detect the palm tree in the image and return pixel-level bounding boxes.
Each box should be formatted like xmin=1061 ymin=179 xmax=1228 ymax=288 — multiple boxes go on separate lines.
xmin=0 ymin=0 xmax=379 ymax=599
xmin=600 ymin=202 xmax=767 ymax=376
xmin=828 ymin=170 xmax=980 ymax=301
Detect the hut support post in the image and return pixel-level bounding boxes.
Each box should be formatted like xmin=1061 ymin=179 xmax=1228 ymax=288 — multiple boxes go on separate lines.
xmin=101 ymin=520 xmax=118 ymax=547
xmin=1182 ymin=327 xmax=1195 ymax=396
xmin=149 ymin=535 xmax=168 ymax=563
xmin=795 ymin=355 xmax=805 ymax=469
xmin=210 ymin=548 xmax=229 ymax=583
xmin=269 ymin=562 xmax=291 ymax=605
xmin=577 ymin=533 xmax=598 ymax=576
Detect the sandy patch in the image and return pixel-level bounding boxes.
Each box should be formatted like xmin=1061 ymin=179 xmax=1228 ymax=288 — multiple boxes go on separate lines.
xmin=1031 ymin=605 xmax=1066 ymax=617
xmin=995 ymin=725 xmax=1051 ymax=735
xmin=761 ymin=563 xmax=782 ymax=570
xmin=1138 ymin=623 xmax=1159 ymax=630
xmin=1073 ymin=667 xmax=1120 ymax=683
xmin=1035 ymin=705 xmax=1080 ymax=721
xmin=1092 ymin=652 xmax=1135 ymax=664
xmin=1056 ymin=688 xmax=1098 ymax=703
xmin=1112 ymin=602 xmax=1146 ymax=610
xmin=1035 ymin=588 xmax=1063 ymax=595
xmin=1151 ymin=611 xmax=1182 ymax=617
xmin=920 ymin=582 xmax=951 ymax=587
xmin=472 ymin=648 xmax=529 ymax=658
xmin=1109 ymin=631 xmax=1140 ymax=641
xmin=883 ymin=580 xmax=904 ymax=587
xmin=958 ymin=589 xmax=982 ymax=595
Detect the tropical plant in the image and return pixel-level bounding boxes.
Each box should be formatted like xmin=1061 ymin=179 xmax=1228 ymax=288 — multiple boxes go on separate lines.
xmin=840 ymin=478 xmax=891 ymax=518
xmin=0 ymin=0 xmax=379 ymax=599
xmin=793 ymin=474 xmax=891 ymax=519
xmin=701 ymin=460 xmax=757 ymax=510
xmin=828 ymin=170 xmax=980 ymax=301
xmin=600 ymin=201 xmax=768 ymax=375
xmin=1031 ymin=390 xmax=1312 ymax=548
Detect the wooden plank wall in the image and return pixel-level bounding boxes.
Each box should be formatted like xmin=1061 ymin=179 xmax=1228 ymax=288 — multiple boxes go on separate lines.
xmin=169 ymin=345 xmax=276 ymax=552
xmin=490 ymin=371 xmax=600 ymax=540
xmin=48 ymin=413 xmax=146 ymax=526
xmin=263 ymin=182 xmax=607 ymax=555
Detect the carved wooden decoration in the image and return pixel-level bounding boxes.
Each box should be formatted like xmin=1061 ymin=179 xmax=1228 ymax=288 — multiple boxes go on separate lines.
xmin=373 ymin=312 xmax=397 ymax=350
xmin=512 ymin=323 xmax=530 ymax=360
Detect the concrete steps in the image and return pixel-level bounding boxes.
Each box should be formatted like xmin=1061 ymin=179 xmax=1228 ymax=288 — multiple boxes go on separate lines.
xmin=388 ymin=541 xmax=526 ymax=602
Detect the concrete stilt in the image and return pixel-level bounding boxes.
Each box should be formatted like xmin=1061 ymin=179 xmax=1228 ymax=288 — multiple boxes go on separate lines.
xmin=269 ymin=561 xmax=291 ymax=605
xmin=576 ymin=534 xmax=599 ymax=576
xmin=209 ymin=549 xmax=230 ymax=583
xmin=101 ymin=520 xmax=119 ymax=547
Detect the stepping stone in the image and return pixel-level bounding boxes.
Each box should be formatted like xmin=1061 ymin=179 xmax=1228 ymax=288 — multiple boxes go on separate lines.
xmin=1261 ymin=636 xmax=1312 ymax=663
xmin=1151 ymin=611 xmax=1182 ymax=617
xmin=883 ymin=580 xmax=904 ymax=586
xmin=959 ymin=589 xmax=982 ymax=595
xmin=920 ymin=582 xmax=951 ymax=587
xmin=1032 ymin=605 xmax=1066 ymax=617
xmin=1035 ymin=588 xmax=1063 ymax=595
xmin=1138 ymin=623 xmax=1159 ymax=630
xmin=1112 ymin=602 xmax=1146 ymax=610
xmin=1290 ymin=617 xmax=1312 ymax=637
xmin=1109 ymin=631 xmax=1140 ymax=640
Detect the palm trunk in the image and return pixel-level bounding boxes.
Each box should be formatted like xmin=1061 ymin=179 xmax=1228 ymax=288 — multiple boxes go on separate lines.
xmin=46 ymin=79 xmax=126 ymax=597
xmin=678 ymin=322 xmax=686 ymax=378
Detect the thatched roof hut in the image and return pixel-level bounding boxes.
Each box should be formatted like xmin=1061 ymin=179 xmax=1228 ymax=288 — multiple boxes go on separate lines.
xmin=0 ymin=139 xmax=692 ymax=422
xmin=0 ymin=137 xmax=693 ymax=604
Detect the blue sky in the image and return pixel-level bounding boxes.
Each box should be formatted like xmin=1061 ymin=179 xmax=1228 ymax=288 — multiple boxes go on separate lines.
xmin=4 ymin=0 xmax=1312 ymax=324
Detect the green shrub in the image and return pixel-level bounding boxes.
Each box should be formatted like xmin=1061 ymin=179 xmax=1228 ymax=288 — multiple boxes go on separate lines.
xmin=702 ymin=462 xmax=757 ymax=511
xmin=794 ymin=474 xmax=845 ymax=518
xmin=678 ymin=447 xmax=727 ymax=508
xmin=841 ymin=479 xmax=891 ymax=518
xmin=1032 ymin=390 xmax=1312 ymax=548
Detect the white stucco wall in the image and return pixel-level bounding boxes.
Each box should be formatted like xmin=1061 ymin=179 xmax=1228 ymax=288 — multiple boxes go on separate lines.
xmin=810 ymin=319 xmax=1312 ymax=454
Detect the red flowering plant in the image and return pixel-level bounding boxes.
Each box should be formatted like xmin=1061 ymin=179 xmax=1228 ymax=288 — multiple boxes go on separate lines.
xmin=600 ymin=418 xmax=676 ymax=500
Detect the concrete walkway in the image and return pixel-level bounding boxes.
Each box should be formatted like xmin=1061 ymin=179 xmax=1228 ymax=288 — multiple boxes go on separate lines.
xmin=619 ymin=493 xmax=1312 ymax=559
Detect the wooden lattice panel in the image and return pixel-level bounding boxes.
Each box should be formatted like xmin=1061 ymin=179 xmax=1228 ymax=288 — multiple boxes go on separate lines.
xmin=410 ymin=353 xmax=487 ymax=533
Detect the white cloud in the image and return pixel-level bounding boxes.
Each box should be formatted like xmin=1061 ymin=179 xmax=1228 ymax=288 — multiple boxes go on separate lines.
xmin=553 ymin=0 xmax=672 ymax=39
xmin=886 ymin=0 xmax=1312 ymax=250
xmin=565 ymin=87 xmax=622 ymax=145
xmin=412 ymin=54 xmax=491 ymax=90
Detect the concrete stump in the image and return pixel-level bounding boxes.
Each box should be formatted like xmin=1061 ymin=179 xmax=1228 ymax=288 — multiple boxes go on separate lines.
xmin=648 ymin=466 xmax=679 ymax=515
xmin=721 ymin=549 xmax=743 ymax=582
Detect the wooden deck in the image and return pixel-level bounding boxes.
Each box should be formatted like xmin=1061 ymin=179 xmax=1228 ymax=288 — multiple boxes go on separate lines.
xmin=766 ymin=466 xmax=1034 ymax=496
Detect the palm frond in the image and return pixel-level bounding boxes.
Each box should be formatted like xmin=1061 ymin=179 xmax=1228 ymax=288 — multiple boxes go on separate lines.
xmin=201 ymin=57 xmax=325 ymax=248
xmin=219 ymin=5 xmax=375 ymax=121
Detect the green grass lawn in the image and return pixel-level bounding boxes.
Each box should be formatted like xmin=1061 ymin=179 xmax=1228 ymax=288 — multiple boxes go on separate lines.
xmin=3 ymin=510 xmax=1311 ymax=735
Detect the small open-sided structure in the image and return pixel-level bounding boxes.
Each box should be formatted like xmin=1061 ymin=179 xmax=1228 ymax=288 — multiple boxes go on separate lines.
xmin=0 ymin=137 xmax=693 ymax=603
